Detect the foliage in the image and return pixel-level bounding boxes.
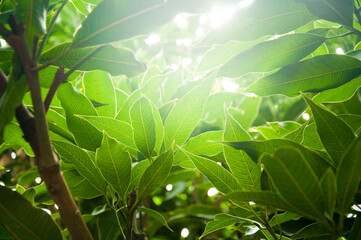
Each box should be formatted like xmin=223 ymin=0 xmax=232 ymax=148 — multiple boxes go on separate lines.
xmin=0 ymin=0 xmax=361 ymax=239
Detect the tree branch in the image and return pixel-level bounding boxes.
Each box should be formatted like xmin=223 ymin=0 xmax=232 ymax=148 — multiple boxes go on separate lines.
xmin=2 ymin=16 xmax=94 ymax=240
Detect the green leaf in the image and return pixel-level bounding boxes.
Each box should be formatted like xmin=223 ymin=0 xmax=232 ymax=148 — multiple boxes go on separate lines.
xmin=199 ymin=0 xmax=314 ymax=45
xmin=245 ymin=54 xmax=361 ymax=97
xmin=200 ymin=213 xmax=244 ymax=239
xmin=196 ymin=38 xmax=268 ymax=73
xmin=256 ymin=121 xmax=301 ymax=139
xmin=297 ymin=0 xmax=353 ymax=27
xmin=96 ymin=132 xmax=131 ymax=198
xmin=127 ymin=160 xmax=150 ymax=194
xmin=97 ymin=210 xmax=120 ymax=240
xmin=83 ymin=70 xmax=116 ymax=117
xmin=292 ymin=223 xmax=330 ymax=239
xmin=15 ymin=0 xmax=49 ymax=48
xmin=224 ymin=139 xmax=332 ymax=177
xmin=3 ymin=122 xmax=34 ymax=156
xmin=313 ymin=77 xmax=361 ymax=103
xmin=218 ymin=33 xmax=325 ymax=78
xmin=260 ymin=148 xmax=325 ymax=221
xmin=303 ymin=94 xmax=355 ymax=164
xmin=301 ymin=123 xmax=324 ymax=150
xmin=0 ymin=49 xmax=13 ymax=75
xmin=349 ymin=213 xmax=361 ymax=240
xmin=138 ymin=207 xmax=172 ymax=232
xmin=53 ymin=140 xmax=107 ymax=193
xmin=164 ymin=73 xmax=214 ymax=149
xmin=0 ymin=186 xmax=62 ymax=240
xmin=39 ymin=66 xmax=81 ymax=89
xmin=339 ymin=114 xmax=361 ymax=133
xmin=72 ymin=0 xmax=198 ymax=48
xmin=150 ymin=101 xmax=164 ymax=155
xmin=336 ymin=136 xmax=361 ymax=216
xmin=40 ymin=43 xmax=144 ymax=77
xmin=226 ymin=191 xmax=296 ymax=212
xmin=180 ymin=148 xmax=242 ymax=194
xmin=115 ymin=88 xmax=129 ymax=113
xmin=57 ymin=82 xmax=102 ymax=151
xmin=136 ymin=150 xmax=173 ymax=203
xmin=223 ymin=108 xmax=261 ymax=191
xmin=284 ymin=122 xmax=307 ymax=144
xmin=63 ymin=169 xmax=102 ymax=199
xmin=130 ymin=96 xmax=156 ymax=159
xmin=174 ymin=131 xmax=223 ymax=169
xmin=320 ymin=168 xmax=336 ymax=219
xmin=70 ymin=0 xmax=89 ymax=16
xmin=0 ymin=75 xmax=28 ymax=142
xmin=269 ymin=212 xmax=300 ymax=227
xmin=116 ymin=75 xmax=165 ymax=123
xmin=76 ymin=115 xmax=137 ymax=152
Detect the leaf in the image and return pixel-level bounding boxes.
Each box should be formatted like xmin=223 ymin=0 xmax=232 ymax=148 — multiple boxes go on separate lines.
xmin=130 ymin=96 xmax=156 ymax=159
xmin=40 ymin=43 xmax=144 ymax=77
xmin=0 ymin=186 xmax=62 ymax=240
xmin=218 ymin=33 xmax=325 ymax=78
xmin=301 ymin=123 xmax=324 ymax=150
xmin=83 ymin=70 xmax=116 ymax=117
xmin=313 ymin=77 xmax=361 ymax=103
xmin=57 ymin=82 xmax=102 ymax=151
xmin=39 ymin=66 xmax=81 ymax=89
xmin=199 ymin=0 xmax=314 ymax=45
xmin=76 ymin=115 xmax=137 ymax=152
xmin=72 ymin=0 xmax=198 ymax=48
xmin=245 ymin=54 xmax=361 ymax=97
xmin=15 ymin=0 xmax=49 ymax=48
xmin=284 ymin=122 xmax=307 ymax=144
xmin=303 ymin=94 xmax=355 ymax=164
xmin=196 ymin=38 xmax=268 ymax=73
xmin=180 ymin=148 xmax=242 ymax=194
xmin=226 ymin=191 xmax=297 ymax=213
xmin=70 ymin=0 xmax=89 ymax=16
xmin=115 ymin=88 xmax=129 ymax=113
xmin=297 ymin=0 xmax=353 ymax=27
xmin=223 ymin=108 xmax=261 ymax=191
xmin=0 ymin=49 xmax=13 ymax=75
xmin=320 ymin=168 xmax=336 ymax=219
xmin=349 ymin=213 xmax=361 ymax=240
xmin=224 ymin=139 xmax=332 ymax=177
xmin=174 ymin=131 xmax=223 ymax=169
xmin=53 ymin=140 xmax=107 ymax=193
xmin=0 ymin=75 xmax=28 ymax=142
xmin=127 ymin=160 xmax=150 ymax=194
xmin=150 ymin=101 xmax=164 ymax=155
xmin=116 ymin=75 xmax=165 ymax=122
xmin=292 ymin=223 xmax=330 ymax=239
xmin=260 ymin=148 xmax=325 ymax=221
xmin=138 ymin=207 xmax=172 ymax=231
xmin=97 ymin=210 xmax=120 ymax=240
xmin=200 ymin=213 xmax=244 ymax=239
xmin=269 ymin=212 xmax=300 ymax=227
xmin=96 ymin=132 xmax=131 ymax=198
xmin=63 ymin=169 xmax=102 ymax=199
xmin=3 ymin=122 xmax=34 ymax=156
xmin=136 ymin=150 xmax=173 ymax=203
xmin=164 ymin=73 xmax=214 ymax=149
xmin=336 ymin=136 xmax=361 ymax=216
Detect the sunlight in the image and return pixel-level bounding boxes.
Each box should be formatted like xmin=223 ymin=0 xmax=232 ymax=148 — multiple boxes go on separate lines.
xmin=239 ymin=0 xmax=254 ymax=9
xmin=221 ymin=79 xmax=239 ymax=92
xmin=336 ymin=47 xmax=345 ymax=54
xmin=302 ymin=113 xmax=310 ymax=121
xmin=35 ymin=177 xmax=42 ymax=184
xmin=174 ymin=14 xmax=188 ymax=29
xmin=207 ymin=187 xmax=219 ymax=197
xmin=0 ymin=39 xmax=7 ymax=47
xmin=166 ymin=184 xmax=173 ymax=191
xmin=10 ymin=152 xmax=16 ymax=159
xmin=181 ymin=228 xmax=190 ymax=238
xmin=209 ymin=5 xmax=237 ymax=28
xmin=181 ymin=58 xmax=192 ymax=68
xmin=145 ymin=34 xmax=160 ymax=45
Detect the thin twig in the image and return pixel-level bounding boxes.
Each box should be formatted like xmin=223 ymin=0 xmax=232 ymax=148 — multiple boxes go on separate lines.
xmin=36 ymin=0 xmax=69 ymax=59
xmin=64 ymin=45 xmax=104 ymax=79
xmin=32 ymin=36 xmax=39 ymax=59
xmin=44 ymin=66 xmax=65 ymax=112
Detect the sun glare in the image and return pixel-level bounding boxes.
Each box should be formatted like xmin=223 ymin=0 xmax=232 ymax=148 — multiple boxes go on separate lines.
xmin=221 ymin=79 xmax=239 ymax=92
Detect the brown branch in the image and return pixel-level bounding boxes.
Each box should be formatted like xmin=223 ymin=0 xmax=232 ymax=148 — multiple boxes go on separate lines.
xmin=126 ymin=190 xmax=138 ymax=240
xmin=44 ymin=66 xmax=65 ymax=113
xmin=2 ymin=16 xmax=94 ymax=240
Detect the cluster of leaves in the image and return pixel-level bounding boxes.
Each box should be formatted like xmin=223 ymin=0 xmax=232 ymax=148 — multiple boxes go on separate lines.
xmin=1 ymin=0 xmax=361 ymax=239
